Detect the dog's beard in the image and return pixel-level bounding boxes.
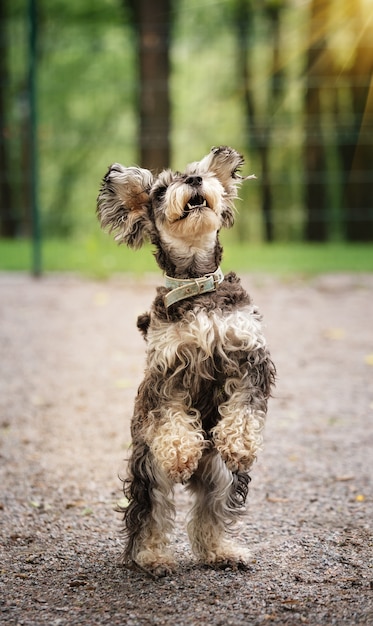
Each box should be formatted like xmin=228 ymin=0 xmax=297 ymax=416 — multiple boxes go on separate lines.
xmin=161 ymin=178 xmax=223 ymax=241
xmin=166 ymin=207 xmax=221 ymax=241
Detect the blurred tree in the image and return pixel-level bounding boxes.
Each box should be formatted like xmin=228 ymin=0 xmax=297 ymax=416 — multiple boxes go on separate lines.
xmin=335 ymin=0 xmax=373 ymax=241
xmin=233 ymin=0 xmax=285 ymax=242
xmin=304 ymin=0 xmax=330 ymax=241
xmin=2 ymin=0 xmax=370 ymax=243
xmin=125 ymin=0 xmax=172 ymax=171
xmin=0 ymin=0 xmax=41 ymax=239
xmin=263 ymin=0 xmax=284 ymax=241
xmin=304 ymin=0 xmax=373 ymax=241
xmin=37 ymin=0 xmax=136 ymax=236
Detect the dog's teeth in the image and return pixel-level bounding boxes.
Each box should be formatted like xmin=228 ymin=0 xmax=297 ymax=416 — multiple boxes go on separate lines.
xmin=187 ymin=203 xmax=193 ymax=210
xmin=202 ymin=200 xmax=207 ymax=206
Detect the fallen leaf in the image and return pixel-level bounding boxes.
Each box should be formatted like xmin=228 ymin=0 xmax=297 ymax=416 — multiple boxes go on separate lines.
xmin=281 ymin=598 xmax=300 ymax=604
xmin=30 ymin=395 xmax=52 ymax=408
xmin=288 ymin=454 xmax=299 ymax=462
xmin=114 ymin=378 xmax=134 ymax=389
xmin=115 ymin=496 xmax=130 ymax=509
xmin=81 ymin=507 xmax=93 ymax=516
xmin=323 ymin=328 xmax=346 ymax=340
xmin=29 ymin=501 xmax=50 ymax=512
xmin=94 ymin=291 xmax=108 ymax=307
xmin=364 ymin=354 xmax=373 ymax=366
xmin=65 ymin=500 xmax=86 ymax=509
xmin=29 ymin=500 xmax=42 ymax=509
xmin=335 ymin=475 xmax=355 ymax=482
xmin=355 ymin=494 xmax=366 ymax=502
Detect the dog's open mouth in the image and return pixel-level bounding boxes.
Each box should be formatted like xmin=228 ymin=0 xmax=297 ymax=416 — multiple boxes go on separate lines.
xmin=179 ymin=194 xmax=209 ymax=220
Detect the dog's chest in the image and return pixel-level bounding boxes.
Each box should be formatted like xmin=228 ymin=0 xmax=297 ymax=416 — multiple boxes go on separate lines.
xmin=146 ymin=305 xmax=265 ymax=373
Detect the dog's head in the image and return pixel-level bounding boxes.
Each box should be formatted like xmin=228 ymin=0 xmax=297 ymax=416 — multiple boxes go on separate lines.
xmin=97 ymin=146 xmax=255 ymax=274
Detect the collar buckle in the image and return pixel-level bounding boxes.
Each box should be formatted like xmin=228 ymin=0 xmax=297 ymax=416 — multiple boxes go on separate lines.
xmin=163 ymin=267 xmax=224 ymax=308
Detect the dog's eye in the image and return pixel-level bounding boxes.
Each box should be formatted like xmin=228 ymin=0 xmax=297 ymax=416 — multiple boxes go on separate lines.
xmin=152 ymin=186 xmax=167 ymax=202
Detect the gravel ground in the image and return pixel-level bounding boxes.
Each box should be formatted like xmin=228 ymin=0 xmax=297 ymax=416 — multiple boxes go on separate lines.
xmin=0 ymin=271 xmax=372 ymax=625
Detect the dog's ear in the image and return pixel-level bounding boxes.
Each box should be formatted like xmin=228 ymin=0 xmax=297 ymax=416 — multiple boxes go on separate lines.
xmin=200 ymin=146 xmax=245 ymax=190
xmin=97 ymin=164 xmax=154 ymax=248
xmin=198 ymin=146 xmax=256 ymax=228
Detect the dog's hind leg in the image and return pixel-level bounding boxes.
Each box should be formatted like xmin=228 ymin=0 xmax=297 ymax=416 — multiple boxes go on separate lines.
xmin=186 ymin=450 xmax=251 ymax=569
xmin=122 ymin=441 xmax=176 ymax=577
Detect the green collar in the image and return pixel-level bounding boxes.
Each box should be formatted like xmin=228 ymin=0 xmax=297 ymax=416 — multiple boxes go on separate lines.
xmin=164 ymin=267 xmax=224 ymax=308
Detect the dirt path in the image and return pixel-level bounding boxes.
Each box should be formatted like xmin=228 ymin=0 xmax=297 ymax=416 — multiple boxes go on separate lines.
xmin=1 ymin=272 xmax=372 ymax=625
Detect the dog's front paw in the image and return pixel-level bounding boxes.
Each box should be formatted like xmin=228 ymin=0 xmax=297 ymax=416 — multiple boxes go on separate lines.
xmin=212 ymin=433 xmax=256 ymax=472
xmin=150 ymin=420 xmax=206 ymax=483
xmin=211 ymin=416 xmax=260 ymax=472
xmin=215 ymin=446 xmax=255 ymax=473
xmin=160 ymin=445 xmax=203 ymax=483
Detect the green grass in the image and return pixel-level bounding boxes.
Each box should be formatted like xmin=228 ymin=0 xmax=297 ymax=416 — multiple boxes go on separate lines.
xmin=0 ymin=235 xmax=372 ymax=277
xmin=223 ymin=241 xmax=373 ymax=275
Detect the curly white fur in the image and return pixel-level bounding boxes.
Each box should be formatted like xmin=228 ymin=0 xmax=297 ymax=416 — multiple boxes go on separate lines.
xmin=144 ymin=305 xmax=267 ymax=478
xmin=145 ymin=403 xmax=207 ymax=483
xmin=147 ymin=305 xmax=264 ymax=379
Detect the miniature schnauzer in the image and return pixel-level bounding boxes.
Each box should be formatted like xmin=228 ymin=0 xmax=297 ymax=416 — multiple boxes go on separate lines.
xmin=97 ymin=146 xmax=275 ymax=576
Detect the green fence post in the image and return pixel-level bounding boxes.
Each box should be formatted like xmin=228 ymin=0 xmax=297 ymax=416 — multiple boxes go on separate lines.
xmin=28 ymin=0 xmax=42 ymax=276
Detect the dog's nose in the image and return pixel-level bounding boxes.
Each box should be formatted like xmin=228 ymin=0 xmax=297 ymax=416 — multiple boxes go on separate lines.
xmin=185 ymin=176 xmax=202 ymax=187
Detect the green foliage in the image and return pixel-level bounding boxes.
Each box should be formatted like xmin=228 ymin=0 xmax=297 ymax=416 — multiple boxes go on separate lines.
xmin=6 ymin=0 xmax=138 ymax=237
xmin=3 ymin=0 xmax=373 ymax=242
xmin=172 ymin=1 xmax=244 ymax=166
xmin=37 ymin=0 xmax=137 ymax=235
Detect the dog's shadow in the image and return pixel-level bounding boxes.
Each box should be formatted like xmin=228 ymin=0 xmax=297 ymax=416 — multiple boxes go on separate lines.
xmin=124 ymin=558 xmax=254 ymax=581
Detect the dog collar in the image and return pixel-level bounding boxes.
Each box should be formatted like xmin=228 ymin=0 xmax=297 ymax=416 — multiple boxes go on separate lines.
xmin=164 ymin=267 xmax=224 ymax=308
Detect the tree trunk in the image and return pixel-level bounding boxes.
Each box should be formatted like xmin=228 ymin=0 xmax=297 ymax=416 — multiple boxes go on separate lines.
xmin=263 ymin=4 xmax=284 ymax=242
xmin=304 ymin=0 xmax=329 ymax=241
xmin=341 ymin=0 xmax=373 ymax=241
xmin=128 ymin=0 xmax=171 ymax=172
xmin=234 ymin=1 xmax=285 ymax=242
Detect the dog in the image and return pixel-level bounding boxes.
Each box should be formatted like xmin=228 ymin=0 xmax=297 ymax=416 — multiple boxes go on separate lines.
xmin=97 ymin=145 xmax=275 ymax=576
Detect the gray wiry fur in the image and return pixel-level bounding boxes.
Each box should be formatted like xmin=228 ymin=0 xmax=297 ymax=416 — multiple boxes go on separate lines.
xmin=97 ymin=146 xmax=275 ymax=576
